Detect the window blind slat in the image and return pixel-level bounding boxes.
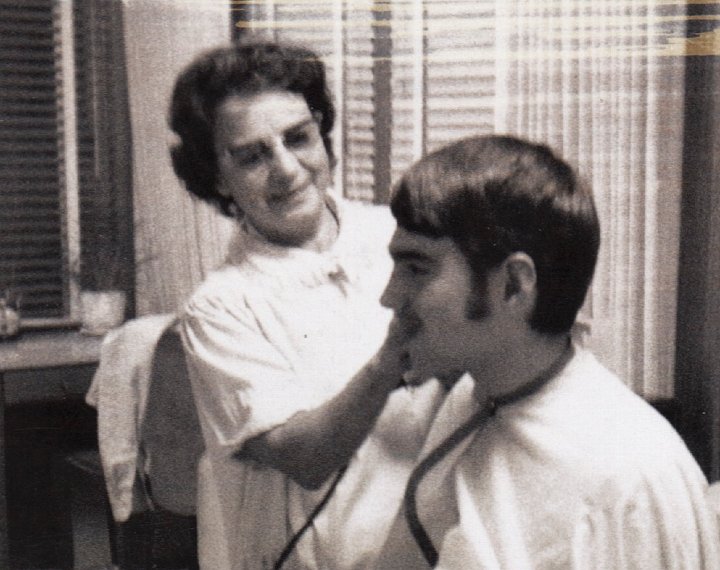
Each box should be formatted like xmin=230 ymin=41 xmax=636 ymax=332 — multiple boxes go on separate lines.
xmin=0 ymin=50 xmax=55 ymax=63
xmin=0 ymin=0 xmax=54 ymax=11
xmin=0 ymin=78 xmax=57 ymax=91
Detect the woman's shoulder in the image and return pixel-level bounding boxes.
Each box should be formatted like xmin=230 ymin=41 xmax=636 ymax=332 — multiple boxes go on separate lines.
xmin=183 ymin=264 xmax=255 ymax=318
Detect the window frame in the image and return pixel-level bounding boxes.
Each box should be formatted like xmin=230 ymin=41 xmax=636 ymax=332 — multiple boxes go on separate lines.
xmin=0 ymin=0 xmax=134 ymax=328
xmin=55 ymin=0 xmax=81 ymax=326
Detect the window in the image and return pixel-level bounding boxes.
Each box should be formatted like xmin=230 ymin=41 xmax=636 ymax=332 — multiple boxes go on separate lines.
xmin=1 ymin=0 xmax=71 ymax=321
xmin=235 ymin=0 xmax=379 ymax=201
xmin=235 ymin=0 xmax=498 ymax=201
xmin=0 ymin=0 xmax=133 ymax=325
xmin=233 ymin=1 xmax=687 ymax=398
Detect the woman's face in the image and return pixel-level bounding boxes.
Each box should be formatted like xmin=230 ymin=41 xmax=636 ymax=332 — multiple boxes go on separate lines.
xmin=214 ymin=90 xmax=333 ymax=247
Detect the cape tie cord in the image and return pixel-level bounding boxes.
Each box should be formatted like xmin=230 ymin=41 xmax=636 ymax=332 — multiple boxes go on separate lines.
xmin=273 ymin=464 xmax=348 ymax=570
xmin=404 ymin=402 xmax=495 ymax=567
xmin=404 ymin=343 xmax=575 ymax=567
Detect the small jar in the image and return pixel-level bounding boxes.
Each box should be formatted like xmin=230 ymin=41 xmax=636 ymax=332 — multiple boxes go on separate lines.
xmin=0 ymin=298 xmax=20 ymax=340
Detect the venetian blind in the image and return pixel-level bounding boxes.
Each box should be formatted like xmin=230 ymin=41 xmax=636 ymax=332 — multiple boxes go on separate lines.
xmin=236 ymin=1 xmax=685 ymax=398
xmin=0 ymin=0 xmax=67 ymax=318
xmin=389 ymin=0 xmax=421 ymax=185
xmin=423 ymin=0 xmax=496 ymax=151
xmin=344 ymin=1 xmax=377 ymax=201
xmin=238 ymin=1 xmax=500 ymax=201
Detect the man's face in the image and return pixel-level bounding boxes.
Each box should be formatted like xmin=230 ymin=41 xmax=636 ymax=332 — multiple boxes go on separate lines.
xmin=213 ymin=90 xmax=332 ymax=247
xmin=381 ymin=227 xmax=511 ymax=383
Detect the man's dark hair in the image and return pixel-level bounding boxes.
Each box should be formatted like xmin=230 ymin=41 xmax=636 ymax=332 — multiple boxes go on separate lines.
xmin=169 ymin=41 xmax=336 ymax=216
xmin=390 ymin=135 xmax=600 ymax=335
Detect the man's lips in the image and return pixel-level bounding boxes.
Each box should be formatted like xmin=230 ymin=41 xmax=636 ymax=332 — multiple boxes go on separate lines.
xmin=395 ymin=312 xmax=422 ymax=339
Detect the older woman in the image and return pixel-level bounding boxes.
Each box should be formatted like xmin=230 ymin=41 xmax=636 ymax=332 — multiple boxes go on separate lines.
xmin=169 ymin=42 xmax=443 ymax=569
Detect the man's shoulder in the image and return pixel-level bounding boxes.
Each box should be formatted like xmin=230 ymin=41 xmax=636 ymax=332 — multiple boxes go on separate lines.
xmin=563 ymin=349 xmax=687 ymax=442
xmin=565 ymin=350 xmax=699 ymax=479
xmin=493 ymin=348 xmax=700 ymax=489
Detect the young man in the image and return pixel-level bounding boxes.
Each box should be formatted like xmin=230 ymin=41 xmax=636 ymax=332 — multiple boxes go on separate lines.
xmin=376 ymin=135 xmax=720 ymax=568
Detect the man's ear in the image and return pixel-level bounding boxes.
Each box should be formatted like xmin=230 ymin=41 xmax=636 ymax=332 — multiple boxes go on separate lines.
xmin=502 ymin=252 xmax=537 ymax=311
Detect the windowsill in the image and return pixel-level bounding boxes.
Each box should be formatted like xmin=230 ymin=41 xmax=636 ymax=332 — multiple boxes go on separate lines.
xmin=0 ymin=329 xmax=104 ymax=373
xmin=19 ymin=318 xmax=82 ymax=332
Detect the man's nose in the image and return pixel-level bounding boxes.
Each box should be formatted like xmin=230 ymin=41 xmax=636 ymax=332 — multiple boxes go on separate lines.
xmin=380 ymin=275 xmax=400 ymax=310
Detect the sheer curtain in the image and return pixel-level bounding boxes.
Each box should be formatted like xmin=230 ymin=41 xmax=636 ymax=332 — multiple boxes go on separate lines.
xmin=123 ymin=0 xmax=235 ymax=316
xmin=493 ymin=1 xmax=686 ymax=398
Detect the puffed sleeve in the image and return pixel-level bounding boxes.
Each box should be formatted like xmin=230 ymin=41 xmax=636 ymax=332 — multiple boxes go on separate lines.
xmin=181 ymin=286 xmax=323 ymax=457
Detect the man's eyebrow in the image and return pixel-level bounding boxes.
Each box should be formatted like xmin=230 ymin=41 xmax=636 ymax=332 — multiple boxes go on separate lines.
xmin=284 ymin=117 xmax=315 ymax=133
xmin=389 ymin=249 xmax=433 ymax=264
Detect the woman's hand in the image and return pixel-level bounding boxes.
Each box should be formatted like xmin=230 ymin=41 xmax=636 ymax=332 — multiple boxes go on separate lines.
xmin=378 ymin=316 xmax=463 ymax=389
xmin=236 ymin=319 xmax=417 ymax=489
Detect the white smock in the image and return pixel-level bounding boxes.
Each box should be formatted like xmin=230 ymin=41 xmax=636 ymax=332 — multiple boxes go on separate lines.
xmin=181 ymin=197 xmax=444 ymax=569
xmin=377 ymin=347 xmax=720 ymax=569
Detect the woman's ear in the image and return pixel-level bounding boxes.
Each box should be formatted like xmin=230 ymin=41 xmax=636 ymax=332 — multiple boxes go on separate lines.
xmin=501 ymin=252 xmax=537 ymax=314
xmin=216 ymin=177 xmax=232 ymax=199
xmin=226 ymin=200 xmax=241 ymax=218
xmin=217 ymin=179 xmax=242 ymax=217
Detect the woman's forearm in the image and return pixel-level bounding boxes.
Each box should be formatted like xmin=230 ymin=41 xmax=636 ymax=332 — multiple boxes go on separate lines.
xmin=238 ymin=356 xmax=402 ymax=489
xmin=238 ymin=320 xmax=410 ymax=489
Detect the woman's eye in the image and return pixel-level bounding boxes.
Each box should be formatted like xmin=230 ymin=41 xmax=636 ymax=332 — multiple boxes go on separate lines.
xmin=229 ymin=148 xmax=264 ymax=167
xmin=285 ymin=129 xmax=311 ymax=148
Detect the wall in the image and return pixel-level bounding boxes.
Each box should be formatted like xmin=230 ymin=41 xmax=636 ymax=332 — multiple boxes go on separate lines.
xmin=676 ymin=52 xmax=720 ymax=480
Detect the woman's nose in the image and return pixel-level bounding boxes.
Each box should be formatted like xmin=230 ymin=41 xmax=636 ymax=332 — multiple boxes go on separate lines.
xmin=271 ymin=143 xmax=301 ymax=181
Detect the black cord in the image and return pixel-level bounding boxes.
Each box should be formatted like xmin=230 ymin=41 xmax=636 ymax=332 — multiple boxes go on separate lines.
xmin=405 ymin=343 xmax=574 ymax=566
xmin=273 ymin=465 xmax=348 ymax=570
xmin=404 ymin=404 xmax=494 ymax=567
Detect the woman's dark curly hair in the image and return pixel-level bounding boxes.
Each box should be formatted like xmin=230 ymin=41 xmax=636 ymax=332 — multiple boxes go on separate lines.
xmin=169 ymin=41 xmax=336 ymax=216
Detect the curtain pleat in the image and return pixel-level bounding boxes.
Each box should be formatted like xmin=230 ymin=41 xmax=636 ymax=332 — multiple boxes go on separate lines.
xmin=123 ymin=0 xmax=234 ymax=316
xmin=494 ymin=0 xmax=685 ymax=398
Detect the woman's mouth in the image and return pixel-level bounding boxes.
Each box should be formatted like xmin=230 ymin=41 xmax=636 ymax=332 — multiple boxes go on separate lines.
xmin=268 ymin=185 xmax=311 ymax=210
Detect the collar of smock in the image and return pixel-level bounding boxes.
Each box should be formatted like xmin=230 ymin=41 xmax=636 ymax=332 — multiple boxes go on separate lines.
xmin=224 ymin=193 xmax=360 ymax=288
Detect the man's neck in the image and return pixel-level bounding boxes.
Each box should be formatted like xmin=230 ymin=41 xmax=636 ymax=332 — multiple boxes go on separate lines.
xmin=471 ymin=333 xmax=572 ymax=403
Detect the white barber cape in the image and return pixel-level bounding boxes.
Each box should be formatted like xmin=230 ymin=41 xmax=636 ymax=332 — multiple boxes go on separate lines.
xmin=181 ymin=197 xmax=444 ymax=569
xmin=378 ymin=347 xmax=720 ymax=569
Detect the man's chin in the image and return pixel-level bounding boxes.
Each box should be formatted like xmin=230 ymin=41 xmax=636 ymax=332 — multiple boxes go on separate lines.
xmin=402 ymin=366 xmax=464 ymax=389
xmin=401 ymin=369 xmax=428 ymax=387
xmin=436 ymin=369 xmax=465 ymax=389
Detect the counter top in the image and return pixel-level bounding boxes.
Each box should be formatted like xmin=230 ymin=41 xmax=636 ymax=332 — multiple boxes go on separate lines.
xmin=0 ymin=330 xmax=104 ymax=372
